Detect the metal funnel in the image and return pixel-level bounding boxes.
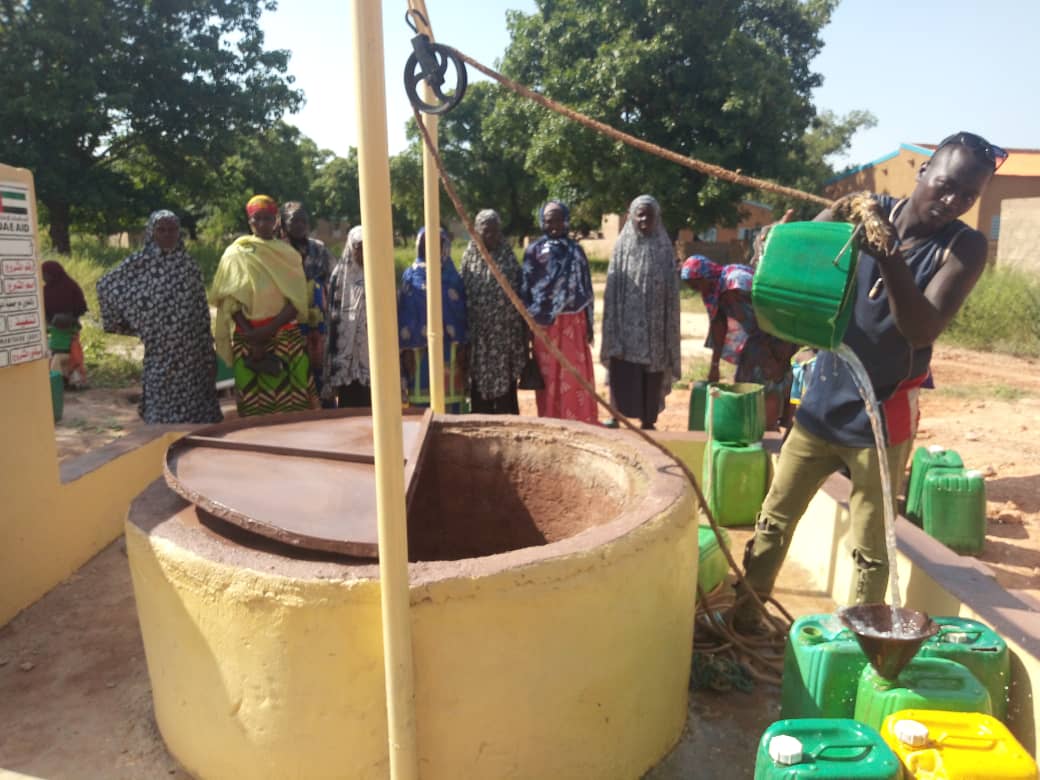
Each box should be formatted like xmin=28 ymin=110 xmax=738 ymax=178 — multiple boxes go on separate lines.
xmin=838 ymin=604 xmax=939 ymax=681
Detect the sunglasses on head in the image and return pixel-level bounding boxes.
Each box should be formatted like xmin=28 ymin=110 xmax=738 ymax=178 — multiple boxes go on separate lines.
xmin=937 ymin=132 xmax=1008 ymax=171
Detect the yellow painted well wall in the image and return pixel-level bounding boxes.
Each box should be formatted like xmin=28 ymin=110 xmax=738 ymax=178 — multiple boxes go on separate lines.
xmin=0 ymin=162 xmax=186 ymax=626
xmin=126 ymin=483 xmax=697 ymax=780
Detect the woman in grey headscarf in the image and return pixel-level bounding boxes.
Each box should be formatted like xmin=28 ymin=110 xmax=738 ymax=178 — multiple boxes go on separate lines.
xmin=460 ymin=209 xmax=528 ymax=414
xmin=600 ymin=195 xmax=681 ymax=430
xmin=97 ymin=210 xmax=223 ymax=424
xmin=322 ymin=226 xmax=371 ymax=407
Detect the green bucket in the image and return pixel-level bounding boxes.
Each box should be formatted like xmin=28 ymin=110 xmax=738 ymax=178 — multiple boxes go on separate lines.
xmin=688 ymin=380 xmax=710 ymax=432
xmin=708 ymin=382 xmax=765 ymax=444
xmin=752 ymin=221 xmax=859 ymax=350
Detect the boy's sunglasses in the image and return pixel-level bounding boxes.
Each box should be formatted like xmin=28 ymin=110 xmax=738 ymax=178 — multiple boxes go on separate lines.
xmin=937 ymin=132 xmax=1008 ymax=171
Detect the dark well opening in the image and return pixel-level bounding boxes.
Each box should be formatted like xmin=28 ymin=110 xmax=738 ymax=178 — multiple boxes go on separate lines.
xmin=407 ymin=428 xmax=632 ymax=561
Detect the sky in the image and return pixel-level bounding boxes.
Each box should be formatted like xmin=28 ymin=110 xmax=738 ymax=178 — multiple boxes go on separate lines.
xmin=261 ymin=0 xmax=1039 ymax=170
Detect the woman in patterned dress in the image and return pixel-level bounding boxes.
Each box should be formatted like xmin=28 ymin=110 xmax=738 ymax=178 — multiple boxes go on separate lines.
xmin=278 ymin=201 xmax=333 ymax=402
xmin=460 ymin=209 xmax=527 ymax=414
xmin=397 ymin=227 xmax=469 ymax=413
xmin=521 ymin=200 xmax=597 ymax=424
xmin=210 ymin=195 xmax=318 ymax=417
xmin=600 ymin=195 xmax=681 ymax=430
xmin=323 ymin=226 xmax=371 ymax=407
xmin=681 ymin=255 xmax=797 ymax=430
xmin=96 ymin=210 xmax=222 ymax=423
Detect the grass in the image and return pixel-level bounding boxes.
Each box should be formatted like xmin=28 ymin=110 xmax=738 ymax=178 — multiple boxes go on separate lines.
xmin=936 ymin=382 xmax=1033 ymax=403
xmin=941 ymin=267 xmax=1040 ymax=358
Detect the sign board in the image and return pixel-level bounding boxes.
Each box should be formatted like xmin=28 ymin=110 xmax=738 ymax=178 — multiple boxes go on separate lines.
xmin=0 ymin=166 xmax=46 ymax=368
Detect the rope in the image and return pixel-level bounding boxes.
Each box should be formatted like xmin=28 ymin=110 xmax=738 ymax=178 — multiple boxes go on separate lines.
xmin=447 ymin=47 xmax=833 ymax=209
xmin=412 ymin=106 xmax=790 ymax=683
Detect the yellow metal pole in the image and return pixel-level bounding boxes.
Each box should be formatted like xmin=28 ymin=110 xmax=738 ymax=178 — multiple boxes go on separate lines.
xmin=410 ymin=0 xmax=445 ymax=413
xmin=350 ymin=3 xmax=419 ymax=779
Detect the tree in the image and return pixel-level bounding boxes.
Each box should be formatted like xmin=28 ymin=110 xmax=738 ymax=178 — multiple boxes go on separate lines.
xmin=768 ymin=109 xmax=878 ymax=219
xmin=499 ymin=0 xmax=846 ymax=233
xmin=309 ymin=149 xmax=361 ymax=227
xmin=408 ymin=82 xmax=545 ymax=239
xmin=0 ymin=0 xmax=301 ymax=252
xmin=199 ymin=121 xmax=328 ymax=241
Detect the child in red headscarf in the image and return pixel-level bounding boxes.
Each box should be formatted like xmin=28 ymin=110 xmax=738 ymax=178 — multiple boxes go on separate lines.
xmin=41 ymin=260 xmax=88 ymax=388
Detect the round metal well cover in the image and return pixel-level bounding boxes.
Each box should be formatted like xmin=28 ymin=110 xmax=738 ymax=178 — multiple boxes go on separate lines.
xmin=164 ymin=409 xmax=432 ymax=557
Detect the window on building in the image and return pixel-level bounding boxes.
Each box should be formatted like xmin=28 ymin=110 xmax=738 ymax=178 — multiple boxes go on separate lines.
xmin=698 ymin=227 xmax=718 ymax=242
xmin=990 ymin=215 xmax=1000 ymax=241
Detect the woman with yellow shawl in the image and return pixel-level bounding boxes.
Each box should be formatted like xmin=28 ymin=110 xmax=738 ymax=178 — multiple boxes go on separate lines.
xmin=210 ymin=195 xmax=319 ymax=416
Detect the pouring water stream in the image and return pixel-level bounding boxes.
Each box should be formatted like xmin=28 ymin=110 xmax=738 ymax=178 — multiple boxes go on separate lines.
xmin=833 ymin=344 xmax=906 ymax=636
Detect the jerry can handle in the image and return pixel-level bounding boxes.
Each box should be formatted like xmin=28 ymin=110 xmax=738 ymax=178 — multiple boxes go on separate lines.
xmin=813 ymin=742 xmax=872 ymax=762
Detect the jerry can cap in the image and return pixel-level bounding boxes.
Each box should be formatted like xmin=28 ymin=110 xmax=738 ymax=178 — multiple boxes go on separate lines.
xmin=769 ymin=734 xmax=804 ymax=765
xmin=927 ymin=445 xmax=946 ymax=454
xmin=965 ymin=469 xmax=982 ymax=479
xmin=894 ymin=719 xmax=930 ymax=747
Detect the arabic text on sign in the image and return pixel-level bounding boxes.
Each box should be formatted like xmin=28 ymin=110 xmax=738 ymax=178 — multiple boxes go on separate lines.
xmin=11 ymin=345 xmax=44 ymax=364
xmin=8 ymin=312 xmax=39 ymax=330
xmin=0 ymin=295 xmax=37 ymax=313
xmin=1 ymin=259 xmax=35 ymax=276
xmin=2 ymin=276 xmax=37 ymax=294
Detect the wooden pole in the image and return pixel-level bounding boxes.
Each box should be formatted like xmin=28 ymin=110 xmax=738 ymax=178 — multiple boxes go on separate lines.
xmin=409 ymin=0 xmax=445 ymax=413
xmin=350 ymin=3 xmax=419 ymax=778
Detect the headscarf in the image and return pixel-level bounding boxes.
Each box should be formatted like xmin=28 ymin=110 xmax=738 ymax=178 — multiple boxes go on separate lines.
xmin=42 ymin=260 xmax=87 ymax=321
xmin=682 ymin=254 xmax=756 ymax=363
xmin=521 ymin=200 xmax=594 ymax=330
xmin=680 ymin=255 xmax=752 ymax=321
xmin=98 ymin=210 xmax=198 ymax=339
xmin=460 ymin=209 xmax=528 ymax=399
xmin=416 ymin=226 xmax=452 ymax=261
xmin=246 ymin=194 xmax=278 ymax=216
xmin=600 ymin=195 xmax=680 ymax=383
xmin=323 ymin=226 xmax=368 ymax=394
xmin=398 ymin=228 xmax=468 ymax=353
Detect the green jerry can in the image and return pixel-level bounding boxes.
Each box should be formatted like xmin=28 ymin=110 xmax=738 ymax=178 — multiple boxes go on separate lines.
xmin=919 ymin=616 xmax=1011 ymax=722
xmin=49 ymin=369 xmax=64 ymax=422
xmin=688 ymin=380 xmax=709 ymax=431
xmin=754 ymin=718 xmax=900 ymax=780
xmin=702 ymin=439 xmax=770 ymax=527
xmin=706 ymin=381 xmax=765 ymax=443
xmin=697 ymin=524 xmax=731 ymax=597
xmin=752 ymin=221 xmax=860 ymax=350
xmin=905 ymin=446 xmax=965 ymax=525
xmin=922 ymin=468 xmax=987 ymax=555
xmin=854 ymin=657 xmax=992 ymax=732
xmin=781 ymin=614 xmax=869 ymax=719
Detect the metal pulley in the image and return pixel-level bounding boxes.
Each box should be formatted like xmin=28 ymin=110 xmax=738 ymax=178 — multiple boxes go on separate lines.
xmin=403 ymin=10 xmax=467 ymax=115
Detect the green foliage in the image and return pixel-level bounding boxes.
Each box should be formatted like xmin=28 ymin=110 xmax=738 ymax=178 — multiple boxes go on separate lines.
xmin=499 ymin=0 xmax=855 ymax=232
xmin=199 ymin=121 xmax=330 ymax=241
xmin=942 ymin=267 xmax=1040 ymax=357
xmin=761 ymin=109 xmax=878 ymax=219
xmin=309 ymin=149 xmax=361 ymax=226
xmin=405 ymin=82 xmax=547 ymax=237
xmin=80 ymin=324 xmax=142 ymax=389
xmin=0 ymin=0 xmax=302 ymax=251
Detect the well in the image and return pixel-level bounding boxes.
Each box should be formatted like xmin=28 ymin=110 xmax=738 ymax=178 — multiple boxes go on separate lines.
xmin=126 ymin=414 xmax=697 ymax=779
